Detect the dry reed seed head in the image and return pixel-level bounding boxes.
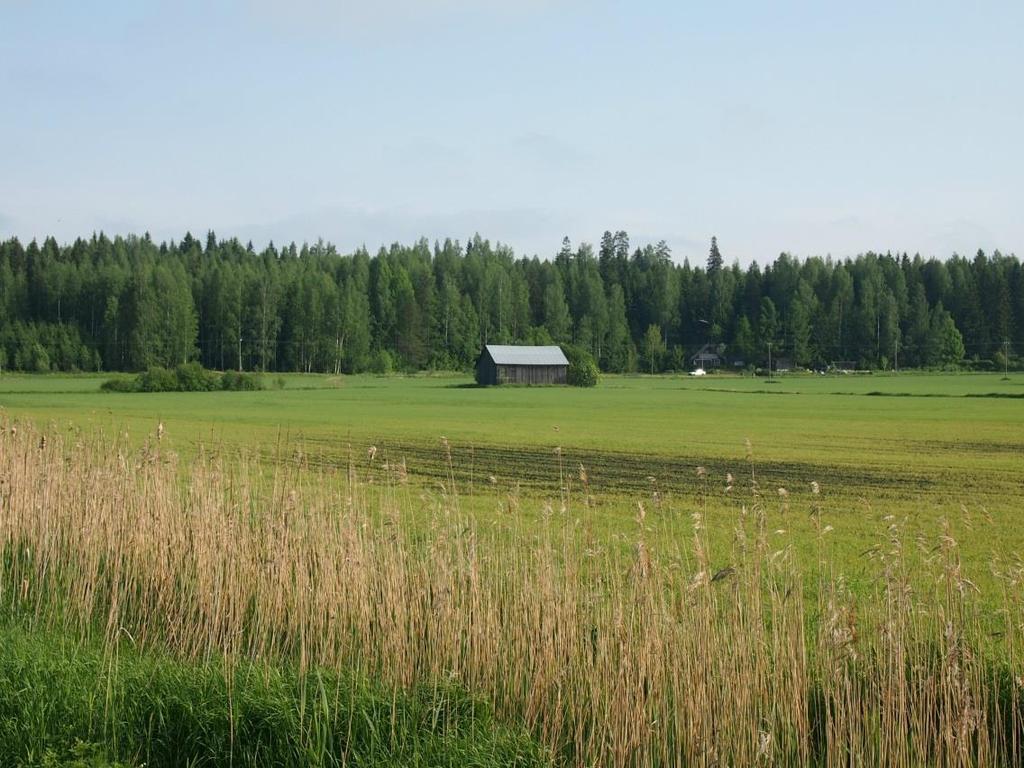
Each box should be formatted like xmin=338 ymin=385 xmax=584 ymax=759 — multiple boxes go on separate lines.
xmin=757 ymin=731 xmax=773 ymax=760
xmin=487 ymin=474 xmax=497 ymax=485
xmin=636 ymin=501 xmax=646 ymax=522
xmin=696 ymin=466 xmax=707 ymax=479
xmin=687 ymin=569 xmax=709 ymax=592
xmin=744 ymin=437 xmax=753 ymax=459
xmin=810 ymin=480 xmax=820 ymax=495
xmin=553 ymin=446 xmax=562 ymax=456
xmin=367 ymin=445 xmax=377 ymax=461
xmin=156 ymin=421 xmax=164 ymax=441
xmin=635 ymin=541 xmax=651 ymax=578
xmin=578 ymin=463 xmax=588 ymax=484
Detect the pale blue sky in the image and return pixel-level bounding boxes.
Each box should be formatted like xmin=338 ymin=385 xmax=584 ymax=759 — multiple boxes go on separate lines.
xmin=2 ymin=1 xmax=1021 ymax=263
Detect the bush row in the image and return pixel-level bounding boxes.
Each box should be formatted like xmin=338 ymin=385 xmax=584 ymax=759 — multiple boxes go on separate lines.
xmin=101 ymin=363 xmax=264 ymax=393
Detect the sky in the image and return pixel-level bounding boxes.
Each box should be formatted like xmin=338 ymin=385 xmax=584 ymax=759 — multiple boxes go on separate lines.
xmin=1 ymin=0 xmax=1022 ymax=265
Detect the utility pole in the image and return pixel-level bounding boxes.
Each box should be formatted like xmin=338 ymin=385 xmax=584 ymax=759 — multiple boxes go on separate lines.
xmin=767 ymin=341 xmax=773 ymax=382
xmin=894 ymin=334 xmax=899 ymax=374
xmin=1004 ymin=339 xmax=1011 ymax=379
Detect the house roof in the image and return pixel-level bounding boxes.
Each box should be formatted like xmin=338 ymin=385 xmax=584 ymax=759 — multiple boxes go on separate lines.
xmin=484 ymin=345 xmax=569 ymax=366
xmin=692 ymin=344 xmax=721 ymax=359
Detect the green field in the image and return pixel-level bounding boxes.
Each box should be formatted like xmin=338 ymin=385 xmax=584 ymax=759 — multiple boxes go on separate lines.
xmin=2 ymin=370 xmax=1022 ymax=576
xmin=3 ymin=371 xmax=1024 ymax=766
xmin=2 ymin=371 xmax=1021 ymax=496
xmin=3 ymin=370 xmax=1021 ymax=463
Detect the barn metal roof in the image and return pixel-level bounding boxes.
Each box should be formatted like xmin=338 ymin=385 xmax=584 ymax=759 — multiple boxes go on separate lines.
xmin=485 ymin=345 xmax=569 ymax=366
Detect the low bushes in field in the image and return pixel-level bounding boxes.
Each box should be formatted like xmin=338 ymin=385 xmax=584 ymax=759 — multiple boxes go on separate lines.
xmin=1 ymin=421 xmax=1022 ymax=767
xmin=101 ymin=363 xmax=264 ymax=393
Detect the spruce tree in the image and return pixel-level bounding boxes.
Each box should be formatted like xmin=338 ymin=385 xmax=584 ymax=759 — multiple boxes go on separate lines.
xmin=707 ymin=236 xmax=723 ymax=275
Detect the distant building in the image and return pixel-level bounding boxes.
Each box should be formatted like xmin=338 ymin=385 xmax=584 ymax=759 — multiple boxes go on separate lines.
xmin=475 ymin=345 xmax=569 ymax=385
xmin=690 ymin=344 xmax=722 ymax=371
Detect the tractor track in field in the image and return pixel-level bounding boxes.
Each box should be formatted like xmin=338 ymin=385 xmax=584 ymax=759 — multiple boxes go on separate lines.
xmin=260 ymin=437 xmax=947 ymax=500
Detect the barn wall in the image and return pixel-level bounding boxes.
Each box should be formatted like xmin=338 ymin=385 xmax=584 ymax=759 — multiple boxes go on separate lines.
xmin=496 ymin=364 xmax=567 ymax=385
xmin=476 ymin=353 xmax=497 ymax=385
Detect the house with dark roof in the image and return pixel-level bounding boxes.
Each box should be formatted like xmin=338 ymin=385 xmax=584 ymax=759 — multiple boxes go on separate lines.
xmin=690 ymin=344 xmax=722 ymax=371
xmin=475 ymin=345 xmax=569 ymax=385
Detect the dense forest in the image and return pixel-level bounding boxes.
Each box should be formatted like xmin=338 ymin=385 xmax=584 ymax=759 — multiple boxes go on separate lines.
xmin=0 ymin=230 xmax=1021 ymax=374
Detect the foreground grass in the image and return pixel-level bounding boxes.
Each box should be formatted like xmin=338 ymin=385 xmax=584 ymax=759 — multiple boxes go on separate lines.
xmin=2 ymin=420 xmax=1022 ymax=766
xmin=0 ymin=623 xmax=548 ymax=768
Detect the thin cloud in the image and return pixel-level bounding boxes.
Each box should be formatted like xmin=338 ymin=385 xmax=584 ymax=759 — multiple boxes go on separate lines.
xmin=510 ymin=133 xmax=590 ymax=174
xmin=245 ymin=0 xmax=558 ymax=39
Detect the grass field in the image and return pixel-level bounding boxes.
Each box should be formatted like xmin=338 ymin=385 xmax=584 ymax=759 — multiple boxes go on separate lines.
xmin=3 ymin=370 xmax=1022 ymax=488
xmin=2 ymin=371 xmax=1022 ymax=564
xmin=2 ymin=371 xmax=1023 ymax=765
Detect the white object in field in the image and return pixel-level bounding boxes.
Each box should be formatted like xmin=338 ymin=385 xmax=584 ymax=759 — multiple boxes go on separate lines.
xmin=689 ymin=367 xmax=706 ymax=376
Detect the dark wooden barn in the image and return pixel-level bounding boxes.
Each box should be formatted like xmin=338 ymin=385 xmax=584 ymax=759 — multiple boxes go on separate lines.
xmin=475 ymin=345 xmax=569 ymax=385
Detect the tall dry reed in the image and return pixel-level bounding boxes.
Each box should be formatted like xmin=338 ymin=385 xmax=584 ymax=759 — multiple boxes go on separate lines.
xmin=0 ymin=420 xmax=1020 ymax=766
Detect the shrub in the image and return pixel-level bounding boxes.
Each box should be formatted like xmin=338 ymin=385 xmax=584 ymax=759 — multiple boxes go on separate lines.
xmin=563 ymin=345 xmax=599 ymax=387
xmin=102 ymin=365 xmax=264 ymax=394
xmin=100 ymin=377 xmax=139 ymax=393
xmin=174 ymin=362 xmax=221 ymax=392
xmin=221 ymin=370 xmax=264 ymax=391
xmin=137 ymin=367 xmax=179 ymax=392
xmin=371 ymin=349 xmax=395 ymax=375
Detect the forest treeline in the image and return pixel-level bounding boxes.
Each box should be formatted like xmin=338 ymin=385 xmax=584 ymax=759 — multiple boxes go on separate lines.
xmin=0 ymin=230 xmax=1021 ymax=374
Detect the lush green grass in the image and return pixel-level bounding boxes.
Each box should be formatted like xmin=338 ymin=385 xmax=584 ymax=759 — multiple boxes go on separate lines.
xmin=1 ymin=370 xmax=1020 ymax=494
xmin=2 ymin=370 xmax=1021 ymax=455
xmin=0 ymin=622 xmax=549 ymax=768
xmin=2 ymin=370 xmax=1022 ymax=578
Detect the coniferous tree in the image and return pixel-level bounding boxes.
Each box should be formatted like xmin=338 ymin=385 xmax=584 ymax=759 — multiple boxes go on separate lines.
xmin=706 ymin=236 xmax=723 ymax=275
xmin=0 ymin=230 xmax=1013 ymax=375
